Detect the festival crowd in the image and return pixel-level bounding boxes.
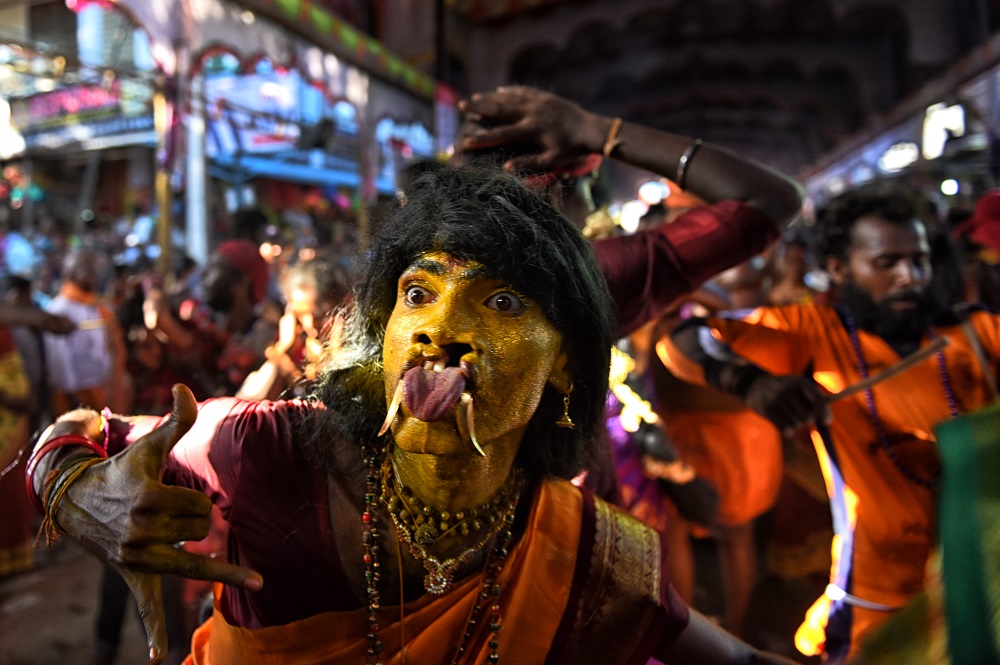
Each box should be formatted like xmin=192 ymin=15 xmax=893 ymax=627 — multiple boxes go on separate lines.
xmin=2 ymin=86 xmax=999 ymax=665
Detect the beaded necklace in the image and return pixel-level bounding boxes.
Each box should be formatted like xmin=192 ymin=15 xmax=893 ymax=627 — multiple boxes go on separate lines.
xmin=842 ymin=311 xmax=958 ymax=489
xmin=384 ymin=458 xmax=521 ymax=547
xmin=361 ymin=444 xmax=384 ymax=665
xmin=361 ymin=447 xmax=521 ymax=664
xmin=381 ymin=459 xmax=521 ymax=595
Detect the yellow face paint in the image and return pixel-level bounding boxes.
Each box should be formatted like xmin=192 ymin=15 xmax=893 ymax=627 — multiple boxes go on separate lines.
xmin=382 ymin=251 xmax=566 ymax=461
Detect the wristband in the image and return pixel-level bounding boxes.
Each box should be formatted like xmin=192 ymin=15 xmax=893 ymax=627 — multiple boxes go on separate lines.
xmin=25 ymin=434 xmax=108 ymax=514
xmin=602 ymin=117 xmax=623 ymax=158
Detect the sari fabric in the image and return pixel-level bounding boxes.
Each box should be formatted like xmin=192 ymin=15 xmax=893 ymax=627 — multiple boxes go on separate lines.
xmin=187 ymin=479 xmax=686 ymax=665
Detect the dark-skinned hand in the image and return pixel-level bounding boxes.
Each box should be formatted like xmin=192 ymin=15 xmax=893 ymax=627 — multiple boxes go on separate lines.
xmin=743 ymin=373 xmax=831 ymax=435
xmin=36 ymin=311 xmax=76 ymax=335
xmin=459 ymin=85 xmax=606 ymax=173
xmin=56 ymin=384 xmax=263 ymax=664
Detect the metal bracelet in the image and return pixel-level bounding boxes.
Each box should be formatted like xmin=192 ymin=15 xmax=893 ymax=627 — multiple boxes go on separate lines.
xmin=675 ymin=138 xmax=703 ymax=189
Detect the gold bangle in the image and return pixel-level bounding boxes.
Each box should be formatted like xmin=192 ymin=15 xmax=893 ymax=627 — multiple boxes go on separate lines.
xmin=602 ymin=117 xmax=623 ymax=158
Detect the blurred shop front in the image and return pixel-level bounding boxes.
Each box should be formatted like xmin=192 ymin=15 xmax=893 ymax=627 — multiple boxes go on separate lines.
xmin=2 ymin=0 xmax=444 ymax=268
xmin=0 ymin=1 xmax=159 ymax=246
xmin=802 ymin=31 xmax=1000 ymax=218
xmin=171 ymin=0 xmax=440 ymax=264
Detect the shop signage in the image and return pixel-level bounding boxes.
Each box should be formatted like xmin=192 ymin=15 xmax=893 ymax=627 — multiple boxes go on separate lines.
xmin=205 ymin=59 xmax=368 ymax=188
xmin=9 ymin=78 xmax=154 ymax=150
xmin=27 ymin=84 xmax=119 ymax=122
xmin=20 ymin=114 xmax=154 ymax=150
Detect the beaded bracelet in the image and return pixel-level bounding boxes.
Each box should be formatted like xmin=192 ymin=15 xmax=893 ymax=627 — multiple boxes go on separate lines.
xmin=25 ymin=434 xmax=108 ymax=514
xmin=38 ymin=455 xmax=105 ymax=546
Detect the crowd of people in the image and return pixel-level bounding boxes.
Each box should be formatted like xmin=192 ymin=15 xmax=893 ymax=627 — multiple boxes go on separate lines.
xmin=2 ymin=85 xmax=1000 ymax=665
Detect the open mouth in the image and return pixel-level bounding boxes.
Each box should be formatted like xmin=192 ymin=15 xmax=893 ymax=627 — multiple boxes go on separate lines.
xmin=403 ymin=343 xmax=474 ymax=422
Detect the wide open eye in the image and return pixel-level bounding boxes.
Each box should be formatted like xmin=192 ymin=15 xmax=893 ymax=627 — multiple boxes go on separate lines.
xmin=404 ymin=285 xmax=436 ymax=306
xmin=485 ymin=291 xmax=526 ymax=314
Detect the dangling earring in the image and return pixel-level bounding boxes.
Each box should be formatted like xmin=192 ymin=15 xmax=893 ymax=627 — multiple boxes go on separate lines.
xmin=555 ymin=385 xmax=575 ymax=429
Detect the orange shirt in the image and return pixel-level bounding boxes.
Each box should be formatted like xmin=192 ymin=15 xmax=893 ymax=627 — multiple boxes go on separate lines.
xmin=660 ymin=302 xmax=1000 ymax=610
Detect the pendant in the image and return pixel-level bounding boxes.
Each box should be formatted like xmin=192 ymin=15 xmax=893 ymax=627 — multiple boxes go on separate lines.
xmin=424 ymin=568 xmax=454 ymax=595
xmin=415 ymin=522 xmax=440 ymax=545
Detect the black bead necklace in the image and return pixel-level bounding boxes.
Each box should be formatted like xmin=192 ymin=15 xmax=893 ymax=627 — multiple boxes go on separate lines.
xmin=361 ymin=443 xmax=384 ymax=665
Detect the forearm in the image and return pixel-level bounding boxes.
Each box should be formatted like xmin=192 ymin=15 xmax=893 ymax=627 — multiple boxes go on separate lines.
xmin=0 ymin=304 xmax=43 ymax=328
xmin=144 ymin=292 xmax=196 ymax=350
xmin=579 ymin=114 xmax=803 ymax=226
xmin=462 ymin=86 xmax=802 ymax=227
xmin=0 ymin=305 xmax=73 ymax=334
xmin=667 ymin=320 xmax=828 ymax=431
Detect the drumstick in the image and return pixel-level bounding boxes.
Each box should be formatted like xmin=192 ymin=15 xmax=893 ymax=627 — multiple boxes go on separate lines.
xmin=826 ymin=336 xmax=950 ymax=404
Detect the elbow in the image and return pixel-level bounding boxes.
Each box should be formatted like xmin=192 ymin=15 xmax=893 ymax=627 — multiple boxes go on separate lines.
xmin=748 ymin=176 xmax=805 ymax=231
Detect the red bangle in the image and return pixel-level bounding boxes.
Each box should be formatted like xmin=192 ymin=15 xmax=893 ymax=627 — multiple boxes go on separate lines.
xmin=25 ymin=434 xmax=108 ymax=514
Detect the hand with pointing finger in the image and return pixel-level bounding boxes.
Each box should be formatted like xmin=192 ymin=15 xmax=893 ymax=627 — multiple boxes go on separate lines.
xmin=53 ymin=385 xmax=263 ymax=664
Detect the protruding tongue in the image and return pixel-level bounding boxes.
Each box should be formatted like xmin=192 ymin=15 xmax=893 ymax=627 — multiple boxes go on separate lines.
xmin=403 ymin=365 xmax=467 ymax=422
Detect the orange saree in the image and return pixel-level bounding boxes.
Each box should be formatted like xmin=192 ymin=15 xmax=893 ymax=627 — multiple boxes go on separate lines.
xmin=187 ymin=479 xmax=685 ymax=665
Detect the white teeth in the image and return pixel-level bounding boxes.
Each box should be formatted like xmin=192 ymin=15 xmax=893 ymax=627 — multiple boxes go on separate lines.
xmin=424 ymin=360 xmax=434 ymax=371
xmin=433 ymin=358 xmax=447 ymax=372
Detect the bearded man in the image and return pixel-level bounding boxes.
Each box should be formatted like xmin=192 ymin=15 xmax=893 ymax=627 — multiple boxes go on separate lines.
xmin=658 ymin=185 xmax=1000 ymax=663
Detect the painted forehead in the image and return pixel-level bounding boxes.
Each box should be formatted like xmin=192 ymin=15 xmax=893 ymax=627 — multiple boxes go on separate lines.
xmin=402 ymin=251 xmax=493 ymax=282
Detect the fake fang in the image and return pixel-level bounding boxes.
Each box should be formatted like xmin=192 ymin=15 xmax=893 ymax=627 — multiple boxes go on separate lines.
xmin=379 ymin=362 xmax=485 ymax=456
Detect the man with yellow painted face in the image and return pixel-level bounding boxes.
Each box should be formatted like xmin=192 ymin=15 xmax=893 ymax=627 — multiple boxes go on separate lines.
xmin=27 ymin=166 xmax=796 ymax=665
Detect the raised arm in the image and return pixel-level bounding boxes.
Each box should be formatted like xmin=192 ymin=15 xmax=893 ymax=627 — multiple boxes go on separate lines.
xmin=460 ymin=85 xmax=803 ymax=229
xmin=27 ymin=385 xmax=261 ymax=664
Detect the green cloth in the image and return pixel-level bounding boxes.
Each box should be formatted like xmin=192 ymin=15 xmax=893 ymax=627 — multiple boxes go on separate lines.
xmin=937 ymin=405 xmax=1000 ymax=664
xmin=861 ymin=404 xmax=1000 ymax=664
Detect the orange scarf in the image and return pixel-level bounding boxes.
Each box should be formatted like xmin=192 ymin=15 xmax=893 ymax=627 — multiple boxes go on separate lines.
xmin=187 ymin=480 xmax=583 ymax=665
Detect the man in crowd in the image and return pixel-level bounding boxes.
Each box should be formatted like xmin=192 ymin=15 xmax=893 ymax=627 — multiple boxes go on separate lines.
xmin=44 ymin=249 xmax=128 ymax=414
xmin=658 ymin=184 xmax=1000 ymax=663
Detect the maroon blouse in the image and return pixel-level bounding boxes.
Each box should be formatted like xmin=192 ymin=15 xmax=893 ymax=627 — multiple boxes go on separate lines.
xmin=596 ymin=199 xmax=776 ymax=337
